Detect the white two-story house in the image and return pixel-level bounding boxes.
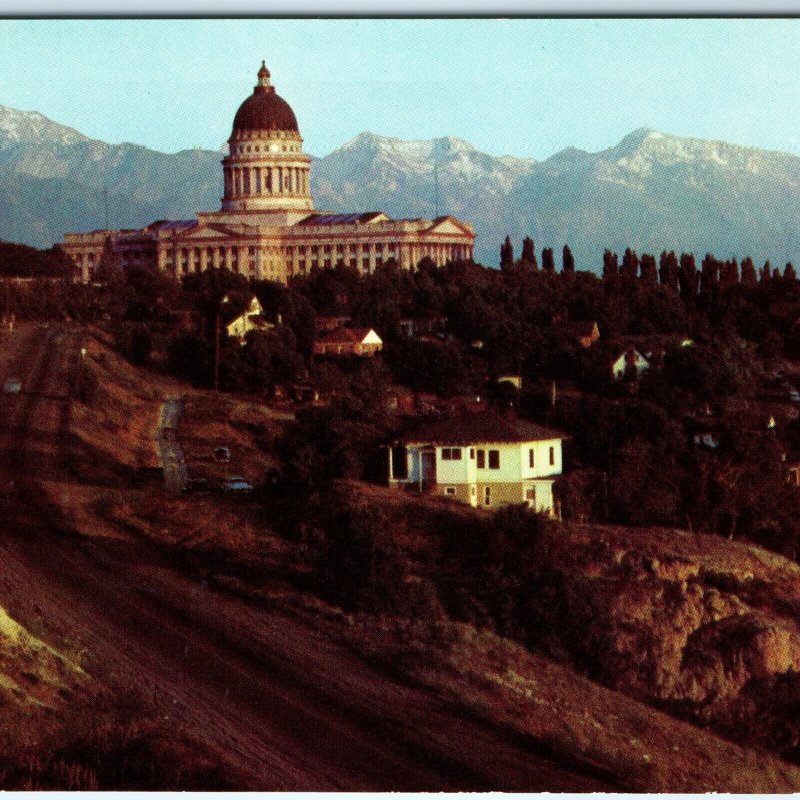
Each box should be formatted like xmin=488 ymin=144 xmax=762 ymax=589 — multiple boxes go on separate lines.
xmin=388 ymin=411 xmax=566 ymax=514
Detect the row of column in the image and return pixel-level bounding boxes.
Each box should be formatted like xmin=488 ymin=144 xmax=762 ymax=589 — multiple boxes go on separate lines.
xmin=409 ymin=243 xmax=473 ymax=267
xmin=225 ymin=165 xmax=309 ymax=198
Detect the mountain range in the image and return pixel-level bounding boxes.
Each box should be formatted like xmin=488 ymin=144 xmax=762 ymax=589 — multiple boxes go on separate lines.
xmin=2 ymin=103 xmax=800 ymax=272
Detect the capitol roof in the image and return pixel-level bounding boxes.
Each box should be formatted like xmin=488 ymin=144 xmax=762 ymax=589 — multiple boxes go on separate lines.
xmin=231 ymin=61 xmax=299 ymax=136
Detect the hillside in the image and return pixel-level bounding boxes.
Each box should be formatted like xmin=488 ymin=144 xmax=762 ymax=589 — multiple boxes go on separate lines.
xmin=4 ymin=103 xmax=800 ymax=269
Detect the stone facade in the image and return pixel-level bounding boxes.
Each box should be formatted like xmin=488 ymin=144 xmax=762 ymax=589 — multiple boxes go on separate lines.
xmin=62 ymin=62 xmax=475 ymax=284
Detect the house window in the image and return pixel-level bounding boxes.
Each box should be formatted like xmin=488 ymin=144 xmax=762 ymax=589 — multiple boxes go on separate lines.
xmin=324 ymin=245 xmax=332 ymax=254
xmin=484 ymin=487 xmax=491 ymax=506
xmin=470 ymin=448 xmax=475 ymax=460
xmin=529 ymin=448 xmax=535 ymax=468
xmin=525 ymin=487 xmax=536 ymax=501
xmin=441 ymin=448 xmax=462 ymax=461
xmin=362 ymin=257 xmax=370 ymax=270
xmin=477 ymin=449 xmax=485 ymax=469
xmin=336 ymin=244 xmax=345 ymax=254
xmin=350 ymin=258 xmax=357 ymax=268
xmin=324 ymin=259 xmax=331 ymax=269
xmin=549 ymin=446 xmax=555 ymax=466
xmin=349 ymin=244 xmax=357 ymax=254
xmin=445 ymin=487 xmax=456 ymax=496
xmin=488 ymin=450 xmax=500 ymax=469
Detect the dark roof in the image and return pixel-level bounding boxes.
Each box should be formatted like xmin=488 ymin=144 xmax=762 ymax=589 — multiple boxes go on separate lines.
xmin=317 ymin=327 xmax=378 ymax=345
xmin=231 ymin=86 xmax=299 ymax=135
xmin=398 ymin=410 xmax=566 ymax=446
xmin=298 ymin=212 xmax=386 ymax=226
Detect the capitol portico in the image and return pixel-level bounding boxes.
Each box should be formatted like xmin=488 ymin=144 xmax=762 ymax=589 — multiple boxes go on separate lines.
xmin=63 ymin=62 xmax=475 ymax=284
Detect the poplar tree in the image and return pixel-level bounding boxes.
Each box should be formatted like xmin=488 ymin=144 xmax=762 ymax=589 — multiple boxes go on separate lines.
xmin=679 ymin=253 xmax=698 ymax=304
xmin=520 ymin=237 xmax=537 ymax=270
xmin=541 ymin=247 xmax=555 ymax=274
xmin=659 ymin=250 xmax=679 ymax=292
xmin=562 ymin=244 xmax=575 ymax=274
xmin=620 ymin=248 xmax=639 ymax=283
xmin=500 ymin=236 xmax=514 ymax=271
xmin=602 ymin=249 xmax=619 ymax=280
xmin=740 ymin=256 xmax=758 ymax=288
xmin=640 ymin=253 xmax=657 ymax=285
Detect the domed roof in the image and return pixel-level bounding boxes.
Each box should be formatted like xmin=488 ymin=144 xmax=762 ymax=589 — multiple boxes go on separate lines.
xmin=231 ymin=61 xmax=299 ymax=136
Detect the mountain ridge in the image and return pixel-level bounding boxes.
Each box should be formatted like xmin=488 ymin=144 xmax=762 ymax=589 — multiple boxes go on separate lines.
xmin=2 ymin=103 xmax=800 ymax=270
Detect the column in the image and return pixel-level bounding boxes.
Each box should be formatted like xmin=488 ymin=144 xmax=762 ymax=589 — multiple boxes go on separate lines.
xmin=224 ymin=248 xmax=232 ymax=271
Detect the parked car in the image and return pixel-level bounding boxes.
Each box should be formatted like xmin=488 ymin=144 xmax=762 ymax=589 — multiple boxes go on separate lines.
xmin=221 ymin=476 xmax=254 ymax=493
xmin=213 ymin=446 xmax=231 ymax=463
xmin=3 ymin=378 xmax=21 ymax=394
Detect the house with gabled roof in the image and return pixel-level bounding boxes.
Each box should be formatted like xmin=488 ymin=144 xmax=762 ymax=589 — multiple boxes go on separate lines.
xmin=313 ymin=327 xmax=383 ymax=357
xmin=388 ymin=410 xmax=566 ymax=514
xmin=225 ymin=295 xmax=275 ymax=342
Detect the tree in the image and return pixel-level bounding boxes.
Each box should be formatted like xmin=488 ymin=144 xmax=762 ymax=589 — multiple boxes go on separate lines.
xmin=639 ymin=253 xmax=658 ymax=285
xmin=520 ymin=237 xmax=538 ymax=270
xmin=760 ymin=260 xmax=773 ymax=285
xmin=602 ymin=250 xmax=619 ymax=281
xmin=500 ymin=236 xmax=514 ymax=271
xmin=678 ymin=253 xmax=698 ymax=305
xmin=620 ymin=248 xmax=639 ymax=283
xmin=740 ymin=257 xmax=758 ymax=288
xmin=699 ymin=253 xmax=719 ymax=301
xmin=719 ymin=258 xmax=739 ymax=291
xmin=562 ymin=244 xmax=575 ymax=274
xmin=659 ymin=251 xmax=679 ymax=293
xmin=114 ymin=321 xmax=152 ymax=366
xmin=785 ymin=262 xmax=797 ymax=283
xmin=541 ymin=247 xmax=555 ymax=274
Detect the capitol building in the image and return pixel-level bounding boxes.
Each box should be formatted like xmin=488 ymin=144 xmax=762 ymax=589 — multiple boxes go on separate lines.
xmin=63 ymin=62 xmax=475 ymax=284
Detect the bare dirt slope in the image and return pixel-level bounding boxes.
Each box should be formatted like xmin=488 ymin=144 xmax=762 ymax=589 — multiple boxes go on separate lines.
xmin=0 ymin=323 xmax=616 ymax=791
xmin=2 ymin=322 xmax=800 ymax=791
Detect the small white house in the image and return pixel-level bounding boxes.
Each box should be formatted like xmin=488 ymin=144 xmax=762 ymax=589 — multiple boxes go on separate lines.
xmin=611 ymin=347 xmax=649 ymax=380
xmin=388 ymin=411 xmax=565 ymax=514
xmin=226 ymin=296 xmax=273 ymax=341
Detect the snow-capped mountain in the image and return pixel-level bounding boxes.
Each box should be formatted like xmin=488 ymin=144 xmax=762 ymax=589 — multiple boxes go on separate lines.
xmin=2 ymin=103 xmax=800 ymax=272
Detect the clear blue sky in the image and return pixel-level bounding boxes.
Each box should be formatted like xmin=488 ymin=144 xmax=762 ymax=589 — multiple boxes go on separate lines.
xmin=1 ymin=18 xmax=799 ymax=159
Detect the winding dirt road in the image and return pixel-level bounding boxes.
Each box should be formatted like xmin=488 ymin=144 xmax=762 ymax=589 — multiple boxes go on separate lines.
xmin=0 ymin=323 xmax=619 ymax=790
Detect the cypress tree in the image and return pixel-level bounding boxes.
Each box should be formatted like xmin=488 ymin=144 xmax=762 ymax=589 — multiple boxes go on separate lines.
xmin=785 ymin=262 xmax=797 ymax=283
xmin=602 ymin=249 xmax=619 ymax=280
xmin=541 ymin=247 xmax=555 ymax=274
xmin=500 ymin=235 xmax=514 ymax=271
xmin=679 ymin=253 xmax=698 ymax=304
xmin=699 ymin=253 xmax=719 ymax=300
xmin=719 ymin=257 xmax=739 ymax=291
xmin=520 ymin=237 xmax=537 ymax=270
xmin=620 ymin=248 xmax=639 ymax=283
xmin=740 ymin=256 xmax=757 ymax=288
xmin=640 ymin=253 xmax=657 ymax=285
xmin=659 ymin=250 xmax=679 ymax=292
xmin=760 ymin=260 xmax=772 ymax=284
xmin=562 ymin=244 xmax=575 ymax=274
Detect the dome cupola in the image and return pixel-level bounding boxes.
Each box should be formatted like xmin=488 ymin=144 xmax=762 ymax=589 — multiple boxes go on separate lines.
xmin=230 ymin=60 xmax=300 ymax=136
xmin=221 ymin=61 xmax=313 ymax=214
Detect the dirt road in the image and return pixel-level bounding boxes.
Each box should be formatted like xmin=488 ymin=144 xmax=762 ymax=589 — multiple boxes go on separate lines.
xmin=0 ymin=323 xmax=618 ymax=790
